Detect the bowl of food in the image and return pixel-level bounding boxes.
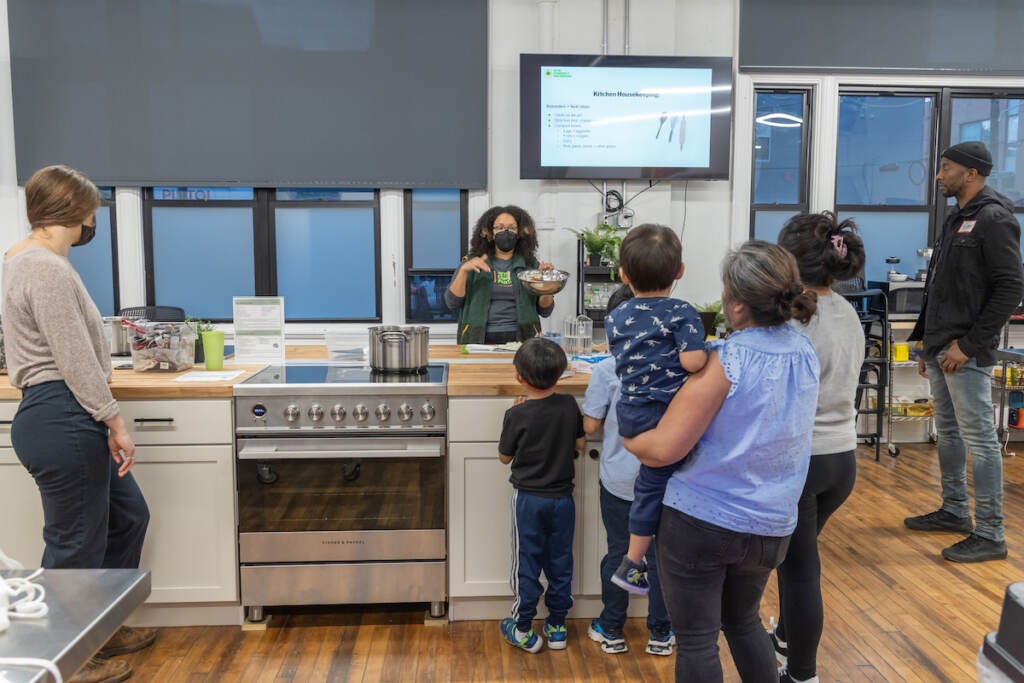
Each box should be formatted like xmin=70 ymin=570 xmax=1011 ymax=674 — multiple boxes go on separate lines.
xmin=518 ymin=269 xmax=570 ymax=296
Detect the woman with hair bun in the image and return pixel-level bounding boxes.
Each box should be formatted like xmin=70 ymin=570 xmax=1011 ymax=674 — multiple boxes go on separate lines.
xmin=768 ymin=212 xmax=867 ymax=683
xmin=623 ymin=240 xmax=820 ymax=682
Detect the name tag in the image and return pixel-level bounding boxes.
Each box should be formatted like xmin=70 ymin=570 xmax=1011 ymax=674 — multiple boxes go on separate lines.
xmin=958 ymin=220 xmax=977 ymax=233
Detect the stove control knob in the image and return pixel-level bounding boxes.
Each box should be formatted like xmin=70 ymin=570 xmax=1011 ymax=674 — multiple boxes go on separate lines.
xmin=308 ymin=404 xmax=324 ymax=421
xmin=330 ymin=404 xmax=346 ymax=422
xmin=397 ymin=403 xmax=415 ymax=421
xmin=420 ymin=402 xmax=436 ymax=421
xmin=352 ymin=404 xmax=369 ymax=422
xmin=284 ymin=404 xmax=301 ymax=422
xmin=375 ymin=403 xmax=392 ymax=421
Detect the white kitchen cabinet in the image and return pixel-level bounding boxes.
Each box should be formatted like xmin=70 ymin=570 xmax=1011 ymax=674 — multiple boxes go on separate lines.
xmin=0 ymin=398 xmax=237 ymax=605
xmin=448 ymin=398 xmax=595 ymax=600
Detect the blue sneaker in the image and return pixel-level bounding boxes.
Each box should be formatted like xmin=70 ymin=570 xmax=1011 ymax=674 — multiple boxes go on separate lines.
xmin=587 ymin=618 xmax=628 ymax=654
xmin=611 ymin=556 xmax=650 ymax=595
xmin=500 ymin=617 xmax=542 ymax=653
xmin=543 ymin=620 xmax=567 ymax=650
xmin=646 ymin=627 xmax=675 ymax=656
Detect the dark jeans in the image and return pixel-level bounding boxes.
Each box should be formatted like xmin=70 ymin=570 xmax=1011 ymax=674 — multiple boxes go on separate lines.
xmin=656 ymin=506 xmax=789 ymax=683
xmin=598 ymin=483 xmax=671 ymax=632
xmin=12 ymin=381 xmax=149 ymax=569
xmin=510 ymin=490 xmax=574 ymax=629
xmin=775 ymin=450 xmax=857 ymax=681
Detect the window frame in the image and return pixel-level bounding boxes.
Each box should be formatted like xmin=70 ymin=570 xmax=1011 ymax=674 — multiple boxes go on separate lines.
xmin=100 ymin=189 xmax=120 ymax=315
xmin=749 ymin=87 xmax=813 ymax=239
xmin=141 ymin=188 xmax=383 ymax=323
xmin=402 ymin=189 xmax=468 ymax=323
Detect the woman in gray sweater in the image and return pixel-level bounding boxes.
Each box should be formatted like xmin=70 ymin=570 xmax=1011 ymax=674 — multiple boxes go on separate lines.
xmin=2 ymin=165 xmax=155 ymax=682
xmin=769 ymin=212 xmax=867 ymax=683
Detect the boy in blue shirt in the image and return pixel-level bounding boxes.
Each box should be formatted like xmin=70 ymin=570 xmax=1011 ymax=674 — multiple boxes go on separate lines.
xmin=498 ymin=337 xmax=585 ymax=652
xmin=605 ymin=224 xmax=707 ymax=594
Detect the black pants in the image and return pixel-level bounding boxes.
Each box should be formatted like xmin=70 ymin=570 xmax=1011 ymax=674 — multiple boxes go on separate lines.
xmin=656 ymin=506 xmax=789 ymax=683
xmin=12 ymin=381 xmax=149 ymax=569
xmin=775 ymin=450 xmax=857 ymax=680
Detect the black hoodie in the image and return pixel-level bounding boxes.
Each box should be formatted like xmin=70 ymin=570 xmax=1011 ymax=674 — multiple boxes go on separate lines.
xmin=909 ymin=185 xmax=1024 ymax=367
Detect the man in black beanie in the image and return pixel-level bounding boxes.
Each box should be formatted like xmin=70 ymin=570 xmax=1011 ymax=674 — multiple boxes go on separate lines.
xmin=906 ymin=140 xmax=1023 ymax=562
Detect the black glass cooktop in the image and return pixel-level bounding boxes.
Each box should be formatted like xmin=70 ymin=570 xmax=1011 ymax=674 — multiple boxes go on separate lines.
xmin=241 ymin=363 xmax=447 ymax=385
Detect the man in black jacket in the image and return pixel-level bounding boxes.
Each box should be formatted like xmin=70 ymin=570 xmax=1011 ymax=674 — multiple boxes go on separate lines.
xmin=905 ymin=141 xmax=1024 ymax=563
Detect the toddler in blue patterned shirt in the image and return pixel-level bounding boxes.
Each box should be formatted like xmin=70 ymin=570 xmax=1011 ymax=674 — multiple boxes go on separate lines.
xmin=605 ymin=224 xmax=708 ymax=594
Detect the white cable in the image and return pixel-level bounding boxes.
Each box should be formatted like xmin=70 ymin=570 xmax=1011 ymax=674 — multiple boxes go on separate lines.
xmin=0 ymin=657 xmax=63 ymax=683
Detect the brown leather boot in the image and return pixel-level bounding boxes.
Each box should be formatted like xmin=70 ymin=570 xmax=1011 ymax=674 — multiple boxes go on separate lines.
xmin=96 ymin=626 xmax=158 ymax=658
xmin=69 ymin=657 xmax=132 ymax=683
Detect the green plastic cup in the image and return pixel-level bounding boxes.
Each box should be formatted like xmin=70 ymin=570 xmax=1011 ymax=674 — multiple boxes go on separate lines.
xmin=201 ymin=330 xmax=225 ymax=371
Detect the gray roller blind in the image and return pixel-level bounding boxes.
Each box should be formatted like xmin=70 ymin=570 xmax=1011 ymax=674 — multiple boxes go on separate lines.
xmin=740 ymin=0 xmax=1024 ymax=75
xmin=8 ymin=0 xmax=487 ymax=188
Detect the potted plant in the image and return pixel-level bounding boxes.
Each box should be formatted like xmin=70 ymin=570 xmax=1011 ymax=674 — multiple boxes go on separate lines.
xmin=697 ymin=300 xmax=725 ymax=338
xmin=186 ymin=317 xmax=215 ymax=363
xmin=568 ymin=222 xmax=624 ymax=269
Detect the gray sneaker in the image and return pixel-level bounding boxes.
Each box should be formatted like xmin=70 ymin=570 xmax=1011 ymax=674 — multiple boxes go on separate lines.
xmin=941 ymin=534 xmax=1007 ymax=563
xmin=904 ymin=509 xmax=973 ymax=533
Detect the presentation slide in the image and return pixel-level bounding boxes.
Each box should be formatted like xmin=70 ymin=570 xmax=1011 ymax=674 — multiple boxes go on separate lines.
xmin=539 ymin=65 xmax=716 ymax=168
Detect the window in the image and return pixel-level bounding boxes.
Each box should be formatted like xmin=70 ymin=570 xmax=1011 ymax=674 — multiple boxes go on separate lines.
xmin=836 ymin=93 xmax=936 ymax=283
xmin=404 ymin=189 xmax=467 ymax=323
xmin=750 ymin=90 xmax=810 ymax=242
xmin=143 ymin=188 xmax=380 ymax=322
xmin=950 ymin=95 xmax=1024 ymax=261
xmin=67 ymin=187 xmax=118 ymax=316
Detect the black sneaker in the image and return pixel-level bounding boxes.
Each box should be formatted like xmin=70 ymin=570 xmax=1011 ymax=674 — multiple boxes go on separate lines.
xmin=610 ymin=556 xmax=650 ymax=595
xmin=941 ymin=534 xmax=1008 ymax=563
xmin=779 ymin=668 xmax=819 ymax=683
xmin=903 ymin=509 xmax=973 ymax=532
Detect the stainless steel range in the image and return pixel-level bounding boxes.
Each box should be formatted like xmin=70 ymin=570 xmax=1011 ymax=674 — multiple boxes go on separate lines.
xmin=233 ymin=362 xmax=448 ymax=622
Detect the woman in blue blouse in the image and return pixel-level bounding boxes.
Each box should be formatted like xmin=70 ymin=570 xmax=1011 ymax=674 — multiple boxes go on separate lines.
xmin=624 ymin=240 xmax=820 ymax=683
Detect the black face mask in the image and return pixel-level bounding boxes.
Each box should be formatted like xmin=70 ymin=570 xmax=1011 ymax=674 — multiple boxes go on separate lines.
xmin=494 ymin=231 xmax=518 ymax=252
xmin=73 ymin=223 xmax=96 ymax=247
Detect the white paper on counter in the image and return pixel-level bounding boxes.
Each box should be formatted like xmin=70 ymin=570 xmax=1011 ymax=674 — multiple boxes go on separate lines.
xmin=173 ymin=370 xmax=245 ymax=382
xmin=233 ymin=296 xmax=286 ymax=363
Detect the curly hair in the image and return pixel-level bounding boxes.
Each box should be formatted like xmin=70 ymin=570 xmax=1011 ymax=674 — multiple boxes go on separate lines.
xmin=777 ymin=211 xmax=866 ymax=288
xmin=467 ymin=205 xmax=539 ymax=264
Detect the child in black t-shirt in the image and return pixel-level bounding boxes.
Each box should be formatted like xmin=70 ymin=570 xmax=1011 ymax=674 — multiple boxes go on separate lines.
xmin=498 ymin=337 xmax=585 ymax=653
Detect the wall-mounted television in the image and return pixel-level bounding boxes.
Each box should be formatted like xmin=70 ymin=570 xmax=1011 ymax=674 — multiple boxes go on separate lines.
xmin=520 ymin=54 xmax=734 ymax=181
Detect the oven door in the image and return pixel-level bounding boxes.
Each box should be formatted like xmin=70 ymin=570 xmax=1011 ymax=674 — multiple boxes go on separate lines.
xmin=236 ymin=436 xmax=446 ymax=563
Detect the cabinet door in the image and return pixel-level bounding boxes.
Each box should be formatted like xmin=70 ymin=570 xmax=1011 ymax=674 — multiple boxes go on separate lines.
xmin=0 ymin=447 xmax=45 ymax=567
xmin=132 ymin=444 xmax=237 ymax=603
xmin=449 ymin=398 xmax=514 ymax=443
xmin=579 ymin=440 xmax=606 ymax=596
xmin=449 ymin=442 xmax=515 ymax=597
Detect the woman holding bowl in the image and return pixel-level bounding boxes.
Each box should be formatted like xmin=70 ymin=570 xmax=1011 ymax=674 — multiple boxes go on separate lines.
xmin=445 ymin=205 xmax=557 ymax=344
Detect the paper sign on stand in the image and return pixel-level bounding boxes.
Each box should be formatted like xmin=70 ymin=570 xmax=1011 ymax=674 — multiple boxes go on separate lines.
xmin=232 ymin=297 xmax=286 ymax=363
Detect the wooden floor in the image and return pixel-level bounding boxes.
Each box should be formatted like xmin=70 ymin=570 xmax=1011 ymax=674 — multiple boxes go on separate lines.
xmin=119 ymin=443 xmax=1024 ymax=682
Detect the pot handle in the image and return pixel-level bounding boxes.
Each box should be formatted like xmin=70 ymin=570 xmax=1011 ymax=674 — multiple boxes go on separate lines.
xmin=379 ymin=331 xmax=410 ymax=343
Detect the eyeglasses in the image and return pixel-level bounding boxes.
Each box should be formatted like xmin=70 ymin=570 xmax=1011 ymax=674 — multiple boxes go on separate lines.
xmin=492 ymin=224 xmax=518 ymax=233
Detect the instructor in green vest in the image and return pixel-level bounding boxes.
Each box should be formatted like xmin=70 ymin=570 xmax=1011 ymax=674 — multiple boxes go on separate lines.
xmin=445 ymin=205 xmax=556 ymax=344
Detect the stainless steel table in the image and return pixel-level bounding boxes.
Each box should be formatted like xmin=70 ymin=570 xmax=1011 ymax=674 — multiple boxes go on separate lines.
xmin=0 ymin=569 xmax=150 ymax=683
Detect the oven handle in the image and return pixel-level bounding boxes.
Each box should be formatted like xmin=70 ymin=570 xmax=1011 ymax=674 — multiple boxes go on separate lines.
xmin=237 ymin=440 xmax=443 ymax=461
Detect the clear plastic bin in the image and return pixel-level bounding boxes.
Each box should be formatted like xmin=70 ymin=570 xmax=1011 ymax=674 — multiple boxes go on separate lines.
xmin=129 ymin=321 xmax=196 ymax=372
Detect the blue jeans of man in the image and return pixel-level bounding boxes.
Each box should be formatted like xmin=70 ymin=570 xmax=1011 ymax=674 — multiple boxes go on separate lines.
xmin=925 ymin=355 xmax=1004 ymax=542
xmin=598 ymin=483 xmax=671 ymax=632
xmin=655 ymin=506 xmax=789 ymax=683
xmin=12 ymin=381 xmax=150 ymax=569
xmin=510 ymin=490 xmax=574 ymax=629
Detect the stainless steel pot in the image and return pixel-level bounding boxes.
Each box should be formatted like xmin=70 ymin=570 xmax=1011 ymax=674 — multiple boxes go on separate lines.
xmin=104 ymin=317 xmax=133 ymax=356
xmin=368 ymin=325 xmax=429 ymax=373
